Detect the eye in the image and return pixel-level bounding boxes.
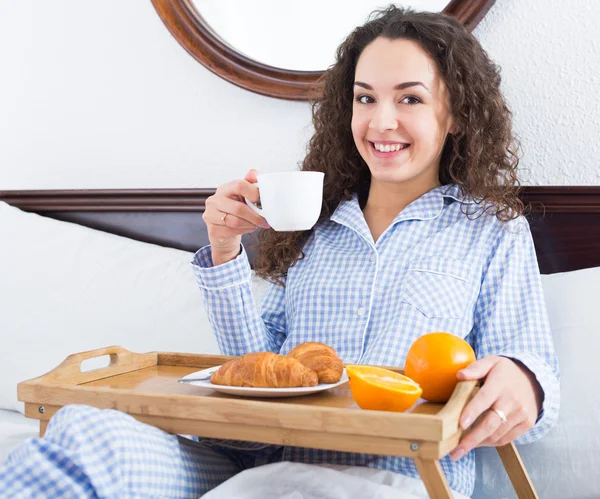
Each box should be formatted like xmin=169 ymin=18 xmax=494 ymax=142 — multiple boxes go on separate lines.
xmin=401 ymin=95 xmax=421 ymax=105
xmin=354 ymin=94 xmax=374 ymax=104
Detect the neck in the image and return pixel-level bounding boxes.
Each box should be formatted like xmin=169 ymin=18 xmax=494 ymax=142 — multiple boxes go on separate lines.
xmin=363 ymin=177 xmax=440 ymax=217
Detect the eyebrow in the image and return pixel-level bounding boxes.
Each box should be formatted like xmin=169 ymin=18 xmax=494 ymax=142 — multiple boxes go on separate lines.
xmin=354 ymin=81 xmax=429 ymax=92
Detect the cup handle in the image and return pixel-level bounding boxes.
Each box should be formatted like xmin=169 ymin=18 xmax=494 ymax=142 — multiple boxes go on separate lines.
xmin=244 ymin=183 xmax=264 ymax=216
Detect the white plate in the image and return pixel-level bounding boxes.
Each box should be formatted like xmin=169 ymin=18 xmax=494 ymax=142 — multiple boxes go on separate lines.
xmin=178 ymin=366 xmax=348 ymax=398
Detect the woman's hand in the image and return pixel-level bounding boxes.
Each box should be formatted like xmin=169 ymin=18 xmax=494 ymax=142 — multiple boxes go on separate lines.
xmin=203 ymin=169 xmax=270 ymax=266
xmin=449 ymin=356 xmax=543 ymax=461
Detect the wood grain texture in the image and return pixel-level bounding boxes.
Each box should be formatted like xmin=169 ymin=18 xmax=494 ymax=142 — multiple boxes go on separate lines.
xmin=18 ymin=349 xmax=477 ymax=444
xmin=496 ymin=443 xmax=540 ymax=499
xmin=444 ymin=0 xmax=497 ymax=29
xmin=24 ymin=345 xmax=157 ymax=386
xmin=18 ymin=380 xmax=451 ymax=441
xmin=414 ymin=458 xmax=454 ymax=499
xmin=24 ymin=400 xmax=457 ymax=460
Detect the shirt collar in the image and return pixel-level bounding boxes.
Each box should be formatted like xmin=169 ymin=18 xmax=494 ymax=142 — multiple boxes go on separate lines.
xmin=330 ymin=184 xmax=475 ymax=238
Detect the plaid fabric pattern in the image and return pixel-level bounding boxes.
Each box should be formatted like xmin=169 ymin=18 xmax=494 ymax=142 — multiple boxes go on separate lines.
xmin=193 ymin=184 xmax=560 ymax=497
xmin=0 ymin=405 xmax=285 ymax=498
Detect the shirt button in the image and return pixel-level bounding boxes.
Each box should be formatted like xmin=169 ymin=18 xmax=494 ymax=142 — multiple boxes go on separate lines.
xmin=370 ymin=255 xmax=376 ymax=263
xmin=357 ymin=307 xmax=366 ymax=317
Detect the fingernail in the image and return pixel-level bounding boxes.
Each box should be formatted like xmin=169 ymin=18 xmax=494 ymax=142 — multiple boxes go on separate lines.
xmin=460 ymin=416 xmax=472 ymax=429
xmin=451 ymin=448 xmax=465 ymax=461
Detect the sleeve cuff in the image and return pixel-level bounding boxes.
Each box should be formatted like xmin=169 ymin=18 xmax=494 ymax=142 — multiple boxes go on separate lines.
xmin=190 ymin=244 xmax=252 ymax=290
xmin=502 ymin=352 xmax=560 ymax=443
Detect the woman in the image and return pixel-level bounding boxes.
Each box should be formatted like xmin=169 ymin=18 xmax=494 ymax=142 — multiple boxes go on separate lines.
xmin=0 ymin=6 xmax=559 ymax=498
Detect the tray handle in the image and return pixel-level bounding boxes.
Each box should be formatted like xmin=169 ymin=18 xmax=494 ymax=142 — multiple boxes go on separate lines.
xmin=31 ymin=345 xmax=158 ymax=385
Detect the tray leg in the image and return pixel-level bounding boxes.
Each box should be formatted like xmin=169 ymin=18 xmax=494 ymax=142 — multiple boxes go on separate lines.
xmin=40 ymin=420 xmax=48 ymax=437
xmin=496 ymin=442 xmax=539 ymax=499
xmin=414 ymin=458 xmax=453 ymax=499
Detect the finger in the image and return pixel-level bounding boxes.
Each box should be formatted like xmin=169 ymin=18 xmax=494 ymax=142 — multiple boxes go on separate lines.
xmin=217 ymin=179 xmax=260 ymax=204
xmin=206 ymin=196 xmax=268 ymax=229
xmin=458 ymin=380 xmax=500 ymax=430
xmin=481 ymin=403 xmax=528 ymax=447
xmin=204 ymin=212 xmax=257 ymax=232
xmin=450 ymin=410 xmax=503 ymax=461
xmin=481 ymin=421 xmax=514 ymax=448
xmin=204 ymin=211 xmax=262 ymax=232
xmin=244 ymin=169 xmax=259 ymax=184
xmin=456 ymin=356 xmax=500 ymax=381
xmin=491 ymin=421 xmax=531 ymax=447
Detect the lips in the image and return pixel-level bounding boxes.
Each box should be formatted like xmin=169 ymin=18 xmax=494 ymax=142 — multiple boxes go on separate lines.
xmin=370 ymin=141 xmax=410 ymax=152
xmin=369 ymin=141 xmax=411 ymax=158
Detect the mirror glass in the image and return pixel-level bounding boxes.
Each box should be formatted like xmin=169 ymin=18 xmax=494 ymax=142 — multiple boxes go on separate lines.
xmin=191 ymin=1 xmax=451 ymax=71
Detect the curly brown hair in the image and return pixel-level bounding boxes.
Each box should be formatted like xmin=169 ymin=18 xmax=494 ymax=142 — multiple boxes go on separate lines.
xmin=253 ymin=5 xmax=522 ymax=285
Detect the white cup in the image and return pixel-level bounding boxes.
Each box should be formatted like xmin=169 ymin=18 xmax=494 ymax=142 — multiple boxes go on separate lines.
xmin=245 ymin=171 xmax=324 ymax=231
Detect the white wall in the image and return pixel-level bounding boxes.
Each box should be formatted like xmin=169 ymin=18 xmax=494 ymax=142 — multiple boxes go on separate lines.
xmin=475 ymin=0 xmax=600 ymax=185
xmin=0 ymin=0 xmax=598 ymax=190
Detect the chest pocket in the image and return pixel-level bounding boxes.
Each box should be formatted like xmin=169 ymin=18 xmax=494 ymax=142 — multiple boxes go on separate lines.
xmin=400 ymin=257 xmax=473 ymax=319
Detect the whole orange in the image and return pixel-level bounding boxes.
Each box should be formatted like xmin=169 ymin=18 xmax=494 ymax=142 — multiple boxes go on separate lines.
xmin=404 ymin=332 xmax=476 ymax=403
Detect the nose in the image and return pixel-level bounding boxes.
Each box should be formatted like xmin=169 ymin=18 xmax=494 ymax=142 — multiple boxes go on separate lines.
xmin=368 ymin=102 xmax=398 ymax=133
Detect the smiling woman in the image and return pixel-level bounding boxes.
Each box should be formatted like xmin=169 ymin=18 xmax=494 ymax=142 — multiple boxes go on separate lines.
xmin=190 ymin=7 xmax=558 ymax=497
xmin=0 ymin=5 xmax=560 ymax=499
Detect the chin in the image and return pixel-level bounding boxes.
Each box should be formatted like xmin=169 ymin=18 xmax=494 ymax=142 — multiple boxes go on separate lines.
xmin=369 ymin=166 xmax=416 ymax=185
xmin=367 ymin=158 xmax=438 ymax=187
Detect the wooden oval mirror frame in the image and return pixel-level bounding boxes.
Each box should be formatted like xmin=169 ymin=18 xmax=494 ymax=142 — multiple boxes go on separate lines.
xmin=151 ymin=0 xmax=496 ymax=101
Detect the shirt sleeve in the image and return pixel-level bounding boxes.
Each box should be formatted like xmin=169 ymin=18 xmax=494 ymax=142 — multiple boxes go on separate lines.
xmin=190 ymin=244 xmax=287 ymax=356
xmin=472 ymin=217 xmax=560 ymax=444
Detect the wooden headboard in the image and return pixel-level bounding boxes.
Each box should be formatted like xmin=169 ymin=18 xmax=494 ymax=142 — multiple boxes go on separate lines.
xmin=1 ymin=187 xmax=600 ymax=274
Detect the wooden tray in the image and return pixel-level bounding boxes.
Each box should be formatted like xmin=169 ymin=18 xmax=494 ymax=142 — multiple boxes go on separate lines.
xmin=18 ymin=345 xmax=538 ymax=499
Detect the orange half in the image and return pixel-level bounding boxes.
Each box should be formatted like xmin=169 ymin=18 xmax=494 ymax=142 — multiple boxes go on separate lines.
xmin=346 ymin=365 xmax=422 ymax=412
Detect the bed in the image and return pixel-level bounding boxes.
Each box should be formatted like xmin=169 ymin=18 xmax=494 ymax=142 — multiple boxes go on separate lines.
xmin=2 ymin=186 xmax=600 ymax=273
xmin=0 ymin=185 xmax=599 ymax=498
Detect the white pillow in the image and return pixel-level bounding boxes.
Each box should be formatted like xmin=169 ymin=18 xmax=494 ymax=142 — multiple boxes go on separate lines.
xmin=473 ymin=266 xmax=600 ymax=499
xmin=0 ymin=201 xmax=228 ymax=413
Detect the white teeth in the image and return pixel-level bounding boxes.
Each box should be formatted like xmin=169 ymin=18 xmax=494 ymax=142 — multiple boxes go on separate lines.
xmin=373 ymin=142 xmax=407 ymax=152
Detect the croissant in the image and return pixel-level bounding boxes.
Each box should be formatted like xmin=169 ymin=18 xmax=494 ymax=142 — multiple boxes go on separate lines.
xmin=211 ymin=352 xmax=318 ymax=388
xmin=286 ymin=342 xmax=344 ymax=384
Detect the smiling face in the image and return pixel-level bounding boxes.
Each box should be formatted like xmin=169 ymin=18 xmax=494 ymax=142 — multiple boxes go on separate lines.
xmin=351 ymin=37 xmax=455 ymax=193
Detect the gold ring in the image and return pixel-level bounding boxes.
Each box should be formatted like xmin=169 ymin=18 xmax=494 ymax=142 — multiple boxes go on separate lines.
xmin=220 ymin=213 xmax=229 ymax=225
xmin=491 ymin=407 xmax=508 ymax=426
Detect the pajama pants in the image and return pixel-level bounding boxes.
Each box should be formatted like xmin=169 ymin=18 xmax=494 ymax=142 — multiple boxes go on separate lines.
xmin=0 ymin=404 xmax=284 ymax=498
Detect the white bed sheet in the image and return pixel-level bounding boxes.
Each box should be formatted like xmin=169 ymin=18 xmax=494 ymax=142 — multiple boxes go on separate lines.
xmin=0 ymin=409 xmax=39 ymax=465
xmin=204 ymin=461 xmax=470 ymax=499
